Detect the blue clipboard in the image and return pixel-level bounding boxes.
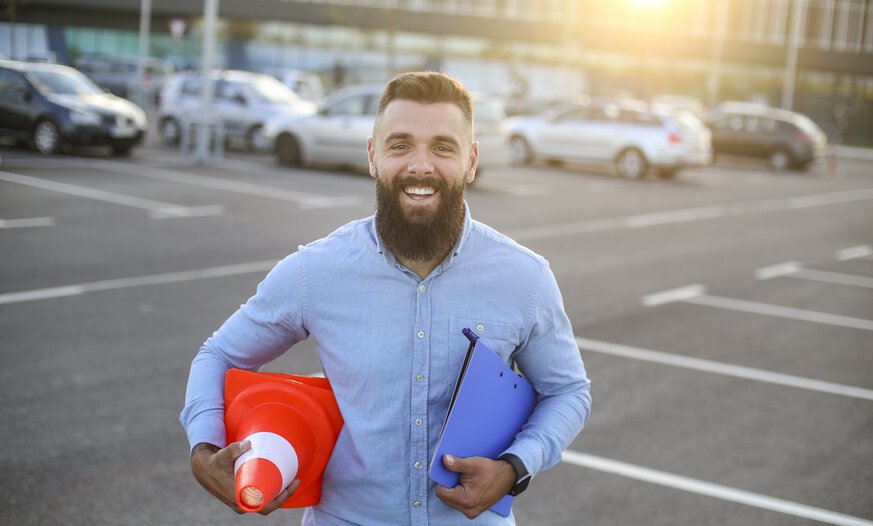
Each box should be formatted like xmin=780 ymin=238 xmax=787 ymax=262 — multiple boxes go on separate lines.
xmin=429 ymin=328 xmax=537 ymax=517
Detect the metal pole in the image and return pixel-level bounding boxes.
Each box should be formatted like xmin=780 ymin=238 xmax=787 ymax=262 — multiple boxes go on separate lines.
xmin=137 ymin=0 xmax=152 ymax=108
xmin=706 ymin=0 xmax=729 ymax=108
xmin=195 ymin=0 xmax=219 ymax=163
xmin=782 ymin=0 xmax=807 ymax=110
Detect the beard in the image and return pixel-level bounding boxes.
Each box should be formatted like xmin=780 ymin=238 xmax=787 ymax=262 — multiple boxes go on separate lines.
xmin=375 ymin=170 xmax=467 ymax=264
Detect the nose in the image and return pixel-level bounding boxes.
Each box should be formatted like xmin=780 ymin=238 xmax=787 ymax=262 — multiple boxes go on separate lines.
xmin=407 ymin=147 xmax=434 ymax=176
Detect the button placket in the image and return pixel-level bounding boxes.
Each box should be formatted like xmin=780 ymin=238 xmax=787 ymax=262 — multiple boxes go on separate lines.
xmin=410 ymin=278 xmax=431 ymax=521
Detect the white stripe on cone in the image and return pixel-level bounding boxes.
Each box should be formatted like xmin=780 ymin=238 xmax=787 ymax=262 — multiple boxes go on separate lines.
xmin=234 ymin=431 xmax=300 ymax=491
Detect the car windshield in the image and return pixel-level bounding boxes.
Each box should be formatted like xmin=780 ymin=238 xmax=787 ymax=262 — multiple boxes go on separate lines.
xmin=247 ymin=76 xmax=299 ymax=104
xmin=474 ymin=99 xmax=505 ymax=123
xmin=28 ymin=69 xmax=104 ymax=96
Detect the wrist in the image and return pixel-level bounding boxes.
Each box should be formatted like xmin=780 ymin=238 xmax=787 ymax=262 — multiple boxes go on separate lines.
xmin=497 ymin=453 xmax=531 ymax=496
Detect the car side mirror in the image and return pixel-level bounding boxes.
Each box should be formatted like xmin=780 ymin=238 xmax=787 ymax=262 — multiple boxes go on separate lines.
xmin=234 ymin=94 xmax=246 ymax=105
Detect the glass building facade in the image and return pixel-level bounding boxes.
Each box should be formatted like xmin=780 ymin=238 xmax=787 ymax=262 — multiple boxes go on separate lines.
xmin=2 ymin=0 xmax=872 ymax=144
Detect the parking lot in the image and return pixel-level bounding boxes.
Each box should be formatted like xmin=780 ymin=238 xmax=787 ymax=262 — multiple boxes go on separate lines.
xmin=1 ymin=137 xmax=871 ymax=526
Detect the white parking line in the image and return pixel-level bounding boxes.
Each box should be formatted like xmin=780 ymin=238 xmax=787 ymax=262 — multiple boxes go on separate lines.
xmin=757 ymin=262 xmax=873 ymax=288
xmin=642 ymin=285 xmax=873 ymax=332
xmin=577 ymin=338 xmax=873 ymax=401
xmin=508 ymin=187 xmax=873 ymax=241
xmin=561 ymin=451 xmax=873 ymax=526
xmin=836 ymin=246 xmax=873 ymax=261
xmin=56 ymin=158 xmax=364 ymax=210
xmin=0 ymin=216 xmax=54 ymax=228
xmin=0 ymin=260 xmax=276 ymax=305
xmin=0 ymin=170 xmax=224 ymax=219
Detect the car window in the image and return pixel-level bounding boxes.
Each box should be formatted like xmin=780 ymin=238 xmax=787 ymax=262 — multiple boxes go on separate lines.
xmin=588 ymin=105 xmax=620 ymax=122
xmin=181 ymin=78 xmax=201 ymax=96
xmin=0 ymin=69 xmax=28 ymax=94
xmin=761 ymin=118 xmax=777 ymax=133
xmin=325 ymin=94 xmax=370 ymax=117
xmin=727 ymin=114 xmax=744 ymax=131
xmin=622 ymin=109 xmax=660 ymax=126
xmin=27 ymin=68 xmax=103 ymax=96
xmin=744 ymin=116 xmax=761 ymax=132
xmin=215 ymin=79 xmax=243 ymax=101
xmin=553 ymin=107 xmax=588 ymax=123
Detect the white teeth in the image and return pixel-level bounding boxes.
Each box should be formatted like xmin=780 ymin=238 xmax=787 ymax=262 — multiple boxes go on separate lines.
xmin=406 ymin=186 xmax=435 ymax=196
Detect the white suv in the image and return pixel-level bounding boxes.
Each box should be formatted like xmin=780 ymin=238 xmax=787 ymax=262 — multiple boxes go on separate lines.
xmin=158 ymin=69 xmax=316 ymax=152
xmin=506 ymin=99 xmax=712 ymax=179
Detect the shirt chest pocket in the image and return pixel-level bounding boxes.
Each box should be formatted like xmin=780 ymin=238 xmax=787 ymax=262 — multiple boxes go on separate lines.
xmin=442 ymin=317 xmax=519 ymax=392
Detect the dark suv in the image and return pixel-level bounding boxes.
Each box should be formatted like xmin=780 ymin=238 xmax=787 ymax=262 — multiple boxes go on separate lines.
xmin=709 ymin=102 xmax=827 ymax=171
xmin=0 ymin=59 xmax=147 ymax=156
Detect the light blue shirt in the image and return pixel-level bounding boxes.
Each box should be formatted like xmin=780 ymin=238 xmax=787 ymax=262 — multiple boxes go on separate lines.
xmin=181 ymin=205 xmax=591 ymax=525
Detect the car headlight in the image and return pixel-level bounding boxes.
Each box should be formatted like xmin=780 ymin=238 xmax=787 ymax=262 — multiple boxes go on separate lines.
xmin=70 ymin=108 xmax=102 ymax=126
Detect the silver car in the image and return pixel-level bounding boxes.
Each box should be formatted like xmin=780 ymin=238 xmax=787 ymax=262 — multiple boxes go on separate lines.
xmin=263 ymin=84 xmax=509 ymax=173
xmin=506 ymin=99 xmax=712 ymax=179
xmin=158 ymin=69 xmax=317 ymax=152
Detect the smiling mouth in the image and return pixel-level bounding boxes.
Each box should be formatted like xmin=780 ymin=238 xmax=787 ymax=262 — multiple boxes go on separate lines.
xmin=404 ymin=185 xmax=436 ymax=200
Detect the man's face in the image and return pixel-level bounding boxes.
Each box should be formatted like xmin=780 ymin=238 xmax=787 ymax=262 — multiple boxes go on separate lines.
xmin=368 ymin=100 xmax=478 ymax=224
xmin=367 ymin=99 xmax=479 ymax=263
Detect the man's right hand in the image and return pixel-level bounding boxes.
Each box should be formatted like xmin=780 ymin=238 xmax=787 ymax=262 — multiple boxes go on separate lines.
xmin=190 ymin=440 xmax=299 ymax=515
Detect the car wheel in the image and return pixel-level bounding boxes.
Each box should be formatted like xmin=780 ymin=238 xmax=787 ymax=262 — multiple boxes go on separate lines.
xmin=509 ymin=136 xmax=533 ymax=165
xmin=160 ymin=117 xmax=181 ymax=146
xmin=276 ymin=134 xmax=301 ymax=166
xmin=768 ymin=149 xmax=791 ymax=171
xmin=615 ymin=148 xmax=648 ymax=179
xmin=247 ymin=124 xmax=269 ymax=153
xmin=33 ymin=119 xmax=61 ymax=155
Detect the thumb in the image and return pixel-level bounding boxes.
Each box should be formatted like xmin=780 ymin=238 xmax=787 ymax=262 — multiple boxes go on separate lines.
xmin=442 ymin=454 xmax=466 ymax=473
xmin=222 ymin=440 xmax=251 ymax=464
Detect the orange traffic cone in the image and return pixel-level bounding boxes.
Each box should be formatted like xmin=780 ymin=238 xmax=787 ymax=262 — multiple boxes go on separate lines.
xmin=224 ymin=369 xmax=344 ymax=513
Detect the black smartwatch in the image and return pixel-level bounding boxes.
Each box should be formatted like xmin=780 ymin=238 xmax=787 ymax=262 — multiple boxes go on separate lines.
xmin=498 ymin=453 xmax=531 ymax=496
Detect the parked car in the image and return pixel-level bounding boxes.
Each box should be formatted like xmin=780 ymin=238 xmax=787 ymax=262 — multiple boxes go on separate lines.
xmin=0 ymin=59 xmax=147 ymax=156
xmin=708 ymin=102 xmax=827 ymax=171
xmin=158 ymin=69 xmax=317 ymax=152
xmin=505 ymin=99 xmax=712 ymax=179
xmin=75 ymin=55 xmax=174 ymax=105
xmin=263 ymin=84 xmax=510 ymax=174
xmin=262 ymin=67 xmax=325 ymax=102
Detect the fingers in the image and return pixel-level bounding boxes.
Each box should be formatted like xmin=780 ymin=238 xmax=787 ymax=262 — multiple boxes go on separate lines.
xmin=258 ymin=479 xmax=301 ymax=515
xmin=442 ymin=454 xmax=465 ymax=473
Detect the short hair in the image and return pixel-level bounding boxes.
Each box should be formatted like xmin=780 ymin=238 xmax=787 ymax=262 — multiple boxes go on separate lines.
xmin=375 ymin=71 xmax=474 ymax=131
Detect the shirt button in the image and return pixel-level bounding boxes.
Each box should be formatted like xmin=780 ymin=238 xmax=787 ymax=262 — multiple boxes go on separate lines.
xmin=416 ymin=374 xmax=424 ymax=382
xmin=414 ymin=461 xmax=423 ymax=469
xmin=415 ymin=418 xmax=423 ymax=426
xmin=417 ymin=330 xmax=425 ymax=339
xmin=413 ymin=500 xmax=422 ymax=508
xmin=418 ymin=285 xmax=426 ymax=293
xmin=476 ymin=323 xmax=485 ymax=332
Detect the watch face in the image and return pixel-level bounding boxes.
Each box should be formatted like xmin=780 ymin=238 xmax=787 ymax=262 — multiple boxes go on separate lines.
xmin=511 ymin=474 xmax=531 ymax=496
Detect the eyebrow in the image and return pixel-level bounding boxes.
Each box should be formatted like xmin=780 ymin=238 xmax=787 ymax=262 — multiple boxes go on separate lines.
xmin=383 ymin=132 xmax=461 ymax=148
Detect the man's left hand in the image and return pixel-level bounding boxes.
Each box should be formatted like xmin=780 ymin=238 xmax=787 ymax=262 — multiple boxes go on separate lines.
xmin=435 ymin=454 xmax=517 ymax=519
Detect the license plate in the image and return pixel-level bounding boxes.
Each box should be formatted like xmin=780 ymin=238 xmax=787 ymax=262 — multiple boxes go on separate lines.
xmin=112 ymin=126 xmax=137 ymax=138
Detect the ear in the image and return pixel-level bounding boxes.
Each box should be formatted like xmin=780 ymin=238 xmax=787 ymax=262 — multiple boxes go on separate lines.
xmin=367 ymin=136 xmax=377 ymax=178
xmin=464 ymin=141 xmax=479 ymax=185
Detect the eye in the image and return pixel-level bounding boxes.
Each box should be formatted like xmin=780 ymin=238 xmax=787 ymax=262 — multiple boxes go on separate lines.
xmin=434 ymin=145 xmax=453 ymax=153
xmin=390 ymin=143 xmax=409 ymax=151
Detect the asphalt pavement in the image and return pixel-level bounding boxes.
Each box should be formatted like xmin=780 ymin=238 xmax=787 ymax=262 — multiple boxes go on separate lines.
xmin=1 ymin=137 xmax=871 ymax=526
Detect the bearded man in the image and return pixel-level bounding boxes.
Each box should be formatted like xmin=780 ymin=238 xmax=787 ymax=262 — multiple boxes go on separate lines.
xmin=181 ymin=71 xmax=591 ymax=525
